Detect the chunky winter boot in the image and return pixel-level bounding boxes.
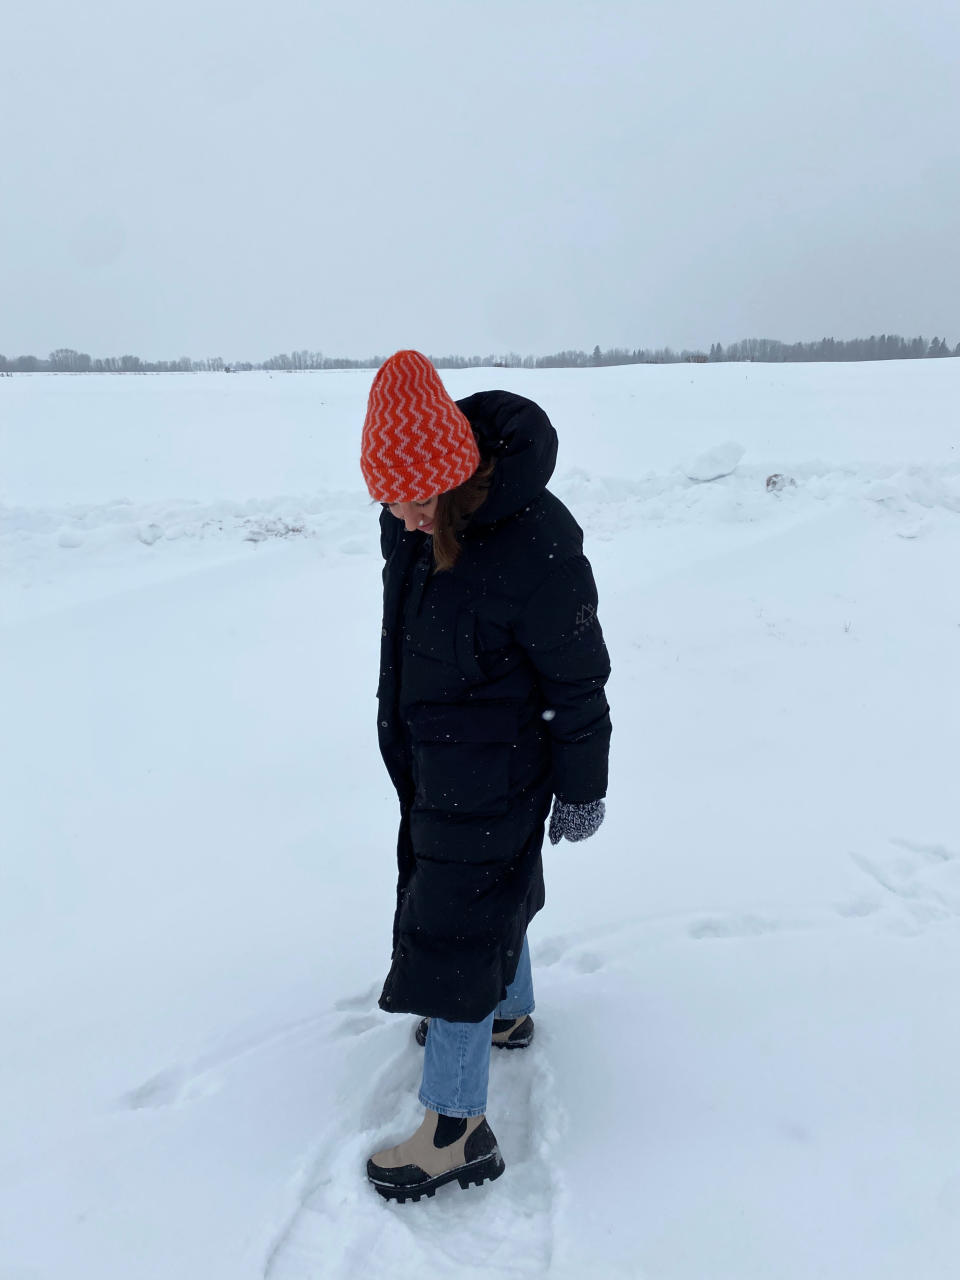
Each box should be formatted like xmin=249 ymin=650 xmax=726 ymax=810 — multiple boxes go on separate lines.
xmin=415 ymin=1015 xmax=535 ymax=1050
xmin=366 ymin=1110 xmax=505 ymax=1203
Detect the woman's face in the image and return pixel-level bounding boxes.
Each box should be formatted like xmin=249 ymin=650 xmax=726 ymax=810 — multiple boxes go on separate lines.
xmin=386 ymin=495 xmax=439 ymax=535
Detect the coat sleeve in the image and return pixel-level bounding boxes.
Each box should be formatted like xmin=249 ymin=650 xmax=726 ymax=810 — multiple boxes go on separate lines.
xmin=513 ymin=554 xmax=612 ymax=805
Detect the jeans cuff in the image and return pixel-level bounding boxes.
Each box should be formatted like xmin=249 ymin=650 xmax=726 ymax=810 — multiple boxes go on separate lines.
xmin=495 ymin=1001 xmax=535 ymax=1020
xmin=418 ymin=1089 xmax=487 ymax=1119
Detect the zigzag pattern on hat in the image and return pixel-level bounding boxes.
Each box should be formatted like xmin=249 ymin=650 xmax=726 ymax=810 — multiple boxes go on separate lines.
xmin=361 ymin=351 xmax=480 ymax=502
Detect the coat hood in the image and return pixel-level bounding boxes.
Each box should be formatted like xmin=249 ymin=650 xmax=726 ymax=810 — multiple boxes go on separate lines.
xmin=455 ymin=391 xmax=558 ymax=526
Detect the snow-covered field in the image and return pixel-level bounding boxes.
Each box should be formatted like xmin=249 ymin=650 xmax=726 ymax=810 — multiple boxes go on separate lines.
xmin=2 ymin=361 xmax=959 ymax=1279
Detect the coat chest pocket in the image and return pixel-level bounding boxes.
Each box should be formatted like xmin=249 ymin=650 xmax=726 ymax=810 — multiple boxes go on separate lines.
xmin=408 ymin=702 xmax=516 ymax=819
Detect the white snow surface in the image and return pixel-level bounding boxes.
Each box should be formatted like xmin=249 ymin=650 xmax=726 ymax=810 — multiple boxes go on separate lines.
xmin=2 ymin=361 xmax=959 ymax=1279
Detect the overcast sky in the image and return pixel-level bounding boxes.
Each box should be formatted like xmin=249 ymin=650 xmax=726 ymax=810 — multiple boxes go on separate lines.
xmin=2 ymin=0 xmax=958 ymax=361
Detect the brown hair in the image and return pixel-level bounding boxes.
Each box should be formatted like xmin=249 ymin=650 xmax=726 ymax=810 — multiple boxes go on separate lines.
xmin=432 ymin=457 xmax=496 ymax=571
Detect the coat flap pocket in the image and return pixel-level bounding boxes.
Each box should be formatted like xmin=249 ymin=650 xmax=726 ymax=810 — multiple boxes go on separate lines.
xmin=408 ymin=702 xmax=517 ymax=744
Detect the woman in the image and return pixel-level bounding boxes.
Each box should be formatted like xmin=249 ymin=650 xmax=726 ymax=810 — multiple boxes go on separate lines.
xmin=361 ymin=350 xmax=611 ymax=1202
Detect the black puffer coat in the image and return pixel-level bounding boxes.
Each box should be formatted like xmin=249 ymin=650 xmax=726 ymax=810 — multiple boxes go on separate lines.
xmin=375 ymin=390 xmax=611 ymax=1022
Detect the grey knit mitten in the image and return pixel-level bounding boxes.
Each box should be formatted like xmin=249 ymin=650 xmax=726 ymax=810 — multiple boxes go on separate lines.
xmin=548 ymin=798 xmax=606 ymax=846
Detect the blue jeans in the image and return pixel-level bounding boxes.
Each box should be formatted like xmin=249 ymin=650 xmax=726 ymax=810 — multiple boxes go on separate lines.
xmin=418 ymin=936 xmax=535 ymax=1118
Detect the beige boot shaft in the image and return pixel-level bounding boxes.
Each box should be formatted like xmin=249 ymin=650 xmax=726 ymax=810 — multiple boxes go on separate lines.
xmin=371 ymin=1111 xmax=485 ymax=1179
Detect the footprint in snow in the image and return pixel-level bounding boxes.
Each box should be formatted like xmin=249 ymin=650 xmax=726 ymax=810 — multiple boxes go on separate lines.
xmin=688 ymin=914 xmax=785 ymax=941
xmin=120 ymin=1011 xmax=333 ymax=1111
xmin=336 ymin=1014 xmax=382 ymax=1038
xmin=849 ymin=838 xmax=960 ymax=933
xmin=264 ymin=1019 xmax=561 ymax=1280
xmin=535 ymin=934 xmax=606 ymax=974
xmin=123 ymin=1066 xmax=218 ymax=1111
xmin=534 ymin=936 xmax=568 ymax=967
xmin=834 ymin=895 xmax=882 ymax=920
xmin=334 ymin=983 xmax=381 ymax=1013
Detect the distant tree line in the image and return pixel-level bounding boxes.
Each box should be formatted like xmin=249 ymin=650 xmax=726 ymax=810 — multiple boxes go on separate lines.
xmin=1 ymin=334 xmax=956 ymax=375
xmin=707 ymin=334 xmax=956 ymax=363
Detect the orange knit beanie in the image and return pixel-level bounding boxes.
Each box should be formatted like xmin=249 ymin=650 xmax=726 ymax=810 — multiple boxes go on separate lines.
xmin=361 ymin=350 xmax=481 ymax=502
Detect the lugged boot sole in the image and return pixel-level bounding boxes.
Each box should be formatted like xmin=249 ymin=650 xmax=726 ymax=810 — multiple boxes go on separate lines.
xmin=369 ymin=1150 xmax=506 ymax=1204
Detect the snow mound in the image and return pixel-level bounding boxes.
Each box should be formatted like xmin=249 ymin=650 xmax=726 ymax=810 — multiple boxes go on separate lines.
xmin=684 ymin=440 xmax=745 ymax=482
